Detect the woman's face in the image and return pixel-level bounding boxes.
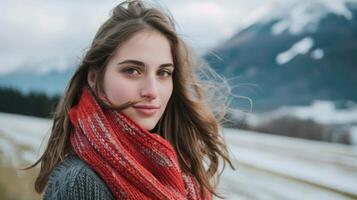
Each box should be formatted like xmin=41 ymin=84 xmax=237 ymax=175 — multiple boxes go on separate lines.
xmin=89 ymin=30 xmax=174 ymax=131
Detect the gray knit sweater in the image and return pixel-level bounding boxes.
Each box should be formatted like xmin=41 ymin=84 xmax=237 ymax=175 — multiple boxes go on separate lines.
xmin=43 ymin=155 xmax=114 ymax=200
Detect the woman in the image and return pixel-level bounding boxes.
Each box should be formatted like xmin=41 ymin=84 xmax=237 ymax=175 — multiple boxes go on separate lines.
xmin=28 ymin=0 xmax=235 ymax=199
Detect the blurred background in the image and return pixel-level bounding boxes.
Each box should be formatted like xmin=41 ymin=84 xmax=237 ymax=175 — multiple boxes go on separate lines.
xmin=0 ymin=0 xmax=357 ymax=199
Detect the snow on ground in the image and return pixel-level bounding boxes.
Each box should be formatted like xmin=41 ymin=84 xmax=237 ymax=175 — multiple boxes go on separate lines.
xmin=310 ymin=48 xmax=324 ymax=59
xmin=218 ymin=128 xmax=357 ymax=200
xmin=244 ymin=100 xmax=357 ymax=144
xmin=0 ymin=112 xmax=51 ymax=165
xmin=270 ymin=0 xmax=354 ymax=36
xmin=350 ymin=126 xmax=357 ymax=147
xmin=250 ymin=100 xmax=357 ymax=125
xmin=276 ymin=37 xmax=314 ymax=65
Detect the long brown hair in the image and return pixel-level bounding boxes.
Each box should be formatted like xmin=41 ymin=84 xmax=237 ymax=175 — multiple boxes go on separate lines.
xmin=27 ymin=0 xmax=235 ymax=198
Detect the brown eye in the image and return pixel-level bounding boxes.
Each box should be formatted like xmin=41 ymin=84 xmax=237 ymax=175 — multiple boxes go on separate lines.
xmin=158 ymin=70 xmax=172 ymax=77
xmin=123 ymin=67 xmax=140 ymax=76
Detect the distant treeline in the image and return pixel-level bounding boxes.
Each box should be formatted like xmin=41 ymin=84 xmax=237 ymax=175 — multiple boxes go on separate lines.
xmin=224 ymin=114 xmax=352 ymax=145
xmin=0 ymin=87 xmax=60 ymax=118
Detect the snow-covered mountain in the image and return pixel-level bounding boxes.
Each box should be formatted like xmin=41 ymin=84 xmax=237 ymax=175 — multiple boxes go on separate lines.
xmin=205 ymin=0 xmax=357 ymax=111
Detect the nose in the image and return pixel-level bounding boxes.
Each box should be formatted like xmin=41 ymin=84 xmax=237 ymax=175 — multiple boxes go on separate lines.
xmin=140 ymin=76 xmax=158 ymax=100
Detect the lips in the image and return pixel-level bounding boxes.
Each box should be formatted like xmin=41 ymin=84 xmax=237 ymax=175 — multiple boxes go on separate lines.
xmin=133 ymin=105 xmax=160 ymax=109
xmin=132 ymin=104 xmax=160 ymax=116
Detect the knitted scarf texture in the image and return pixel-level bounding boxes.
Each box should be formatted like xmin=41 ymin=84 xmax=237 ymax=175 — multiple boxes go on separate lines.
xmin=68 ymin=88 xmax=211 ymax=200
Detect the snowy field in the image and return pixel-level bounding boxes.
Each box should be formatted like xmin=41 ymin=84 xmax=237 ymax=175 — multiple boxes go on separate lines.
xmin=0 ymin=112 xmax=51 ymax=166
xmin=0 ymin=112 xmax=356 ymax=200
xmin=219 ymin=128 xmax=357 ymax=200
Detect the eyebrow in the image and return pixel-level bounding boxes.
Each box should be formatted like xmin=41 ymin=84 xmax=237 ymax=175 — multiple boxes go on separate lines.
xmin=118 ymin=59 xmax=174 ymax=69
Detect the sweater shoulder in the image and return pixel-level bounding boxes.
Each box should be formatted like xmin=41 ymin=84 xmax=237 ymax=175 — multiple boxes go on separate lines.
xmin=43 ymin=155 xmax=114 ymax=200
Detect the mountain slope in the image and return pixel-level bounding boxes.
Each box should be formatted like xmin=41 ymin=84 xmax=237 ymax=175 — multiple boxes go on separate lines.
xmin=205 ymin=0 xmax=357 ymax=111
xmin=0 ymin=68 xmax=74 ymax=96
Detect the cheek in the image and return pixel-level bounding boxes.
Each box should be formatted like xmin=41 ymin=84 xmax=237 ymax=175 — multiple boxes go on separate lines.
xmin=104 ymin=76 xmax=135 ymax=105
xmin=162 ymin=82 xmax=173 ymax=104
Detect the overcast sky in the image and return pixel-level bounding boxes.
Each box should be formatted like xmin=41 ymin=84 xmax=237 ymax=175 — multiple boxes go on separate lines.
xmin=0 ymin=0 xmax=290 ymax=75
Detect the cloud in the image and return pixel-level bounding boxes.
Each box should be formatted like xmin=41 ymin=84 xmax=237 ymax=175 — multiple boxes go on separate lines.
xmin=0 ymin=0 xmax=271 ymax=75
xmin=0 ymin=0 xmax=116 ymax=75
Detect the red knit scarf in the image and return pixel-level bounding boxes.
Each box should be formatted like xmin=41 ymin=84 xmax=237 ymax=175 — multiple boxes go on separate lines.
xmin=68 ymin=88 xmax=211 ymax=200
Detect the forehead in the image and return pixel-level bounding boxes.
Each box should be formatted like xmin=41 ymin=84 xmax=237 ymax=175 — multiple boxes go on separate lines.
xmin=112 ymin=30 xmax=173 ymax=65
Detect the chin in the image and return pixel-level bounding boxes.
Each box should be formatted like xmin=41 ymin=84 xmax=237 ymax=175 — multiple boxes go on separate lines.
xmin=123 ymin=114 xmax=159 ymax=132
xmin=137 ymin=121 xmax=158 ymax=132
xmin=145 ymin=121 xmax=161 ymax=133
